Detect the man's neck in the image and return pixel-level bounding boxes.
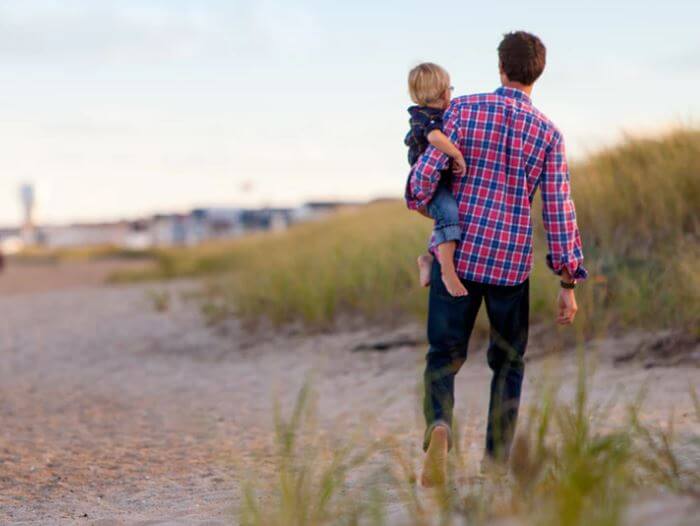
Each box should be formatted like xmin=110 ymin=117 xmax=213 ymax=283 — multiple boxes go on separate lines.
xmin=501 ymin=81 xmax=533 ymax=97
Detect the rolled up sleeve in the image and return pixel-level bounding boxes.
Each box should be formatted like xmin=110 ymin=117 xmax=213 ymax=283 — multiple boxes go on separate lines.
xmin=405 ymin=103 xmax=460 ymax=211
xmin=541 ymin=133 xmax=588 ymax=280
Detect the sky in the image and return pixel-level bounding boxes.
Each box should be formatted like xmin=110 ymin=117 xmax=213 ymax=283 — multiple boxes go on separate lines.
xmin=0 ymin=0 xmax=698 ymax=225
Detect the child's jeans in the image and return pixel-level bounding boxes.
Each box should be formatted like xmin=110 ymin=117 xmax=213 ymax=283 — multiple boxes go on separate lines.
xmin=426 ymin=182 xmax=461 ymax=245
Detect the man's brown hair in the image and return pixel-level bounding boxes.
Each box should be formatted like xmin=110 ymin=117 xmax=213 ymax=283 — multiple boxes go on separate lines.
xmin=498 ymin=31 xmax=546 ymax=86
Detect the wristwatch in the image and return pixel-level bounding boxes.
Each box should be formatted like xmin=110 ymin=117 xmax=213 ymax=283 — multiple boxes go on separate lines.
xmin=560 ymin=280 xmax=576 ymax=290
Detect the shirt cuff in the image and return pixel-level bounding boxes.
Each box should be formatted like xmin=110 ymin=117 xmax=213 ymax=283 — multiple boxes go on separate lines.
xmin=404 ymin=175 xmax=426 ymax=210
xmin=546 ymin=254 xmax=588 ymax=280
xmin=404 ymin=170 xmax=437 ymax=211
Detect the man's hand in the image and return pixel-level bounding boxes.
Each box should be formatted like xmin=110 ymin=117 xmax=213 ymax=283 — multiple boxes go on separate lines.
xmin=557 ymin=288 xmax=578 ymax=325
xmin=452 ymin=155 xmax=466 ymax=177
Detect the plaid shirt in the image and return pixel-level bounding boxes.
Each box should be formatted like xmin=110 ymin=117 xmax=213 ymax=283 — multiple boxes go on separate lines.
xmin=406 ymin=86 xmax=587 ymax=286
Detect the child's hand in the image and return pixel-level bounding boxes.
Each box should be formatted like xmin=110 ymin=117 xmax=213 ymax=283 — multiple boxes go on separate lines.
xmin=452 ymin=155 xmax=466 ymax=177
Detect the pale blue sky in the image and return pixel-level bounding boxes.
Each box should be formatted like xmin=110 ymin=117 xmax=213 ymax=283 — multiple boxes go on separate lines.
xmin=0 ymin=0 xmax=698 ymax=224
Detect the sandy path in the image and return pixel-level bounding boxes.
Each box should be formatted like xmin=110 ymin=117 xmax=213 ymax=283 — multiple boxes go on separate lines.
xmin=0 ymin=264 xmax=698 ymax=525
xmin=0 ymin=259 xmax=152 ymax=296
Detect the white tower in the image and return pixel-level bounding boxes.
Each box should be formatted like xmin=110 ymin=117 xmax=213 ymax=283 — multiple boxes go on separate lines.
xmin=19 ymin=183 xmax=36 ymax=244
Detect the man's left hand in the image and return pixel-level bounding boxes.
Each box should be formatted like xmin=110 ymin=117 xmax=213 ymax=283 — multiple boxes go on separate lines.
xmin=557 ymin=288 xmax=578 ymax=325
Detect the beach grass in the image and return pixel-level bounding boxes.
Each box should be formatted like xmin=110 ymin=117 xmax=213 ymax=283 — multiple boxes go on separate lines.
xmin=109 ymin=129 xmax=700 ymax=333
xmin=13 ymin=244 xmax=156 ymax=264
xmin=238 ymin=362 xmax=699 ymax=526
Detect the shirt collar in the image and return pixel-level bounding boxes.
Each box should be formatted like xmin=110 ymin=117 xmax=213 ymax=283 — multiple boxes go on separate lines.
xmin=408 ymin=105 xmax=444 ymax=116
xmin=495 ymin=86 xmax=532 ymax=104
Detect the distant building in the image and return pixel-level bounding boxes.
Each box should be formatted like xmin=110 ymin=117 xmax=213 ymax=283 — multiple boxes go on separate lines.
xmin=239 ymin=208 xmax=293 ymax=232
xmin=8 ymin=200 xmax=350 ymax=250
xmin=0 ymin=227 xmax=23 ymax=255
xmin=292 ymin=201 xmax=351 ymax=222
xmin=191 ymin=208 xmax=246 ymax=241
xmin=122 ymin=220 xmax=152 ymax=250
xmin=19 ymin=183 xmax=37 ymax=244
xmin=42 ymin=222 xmax=130 ymax=248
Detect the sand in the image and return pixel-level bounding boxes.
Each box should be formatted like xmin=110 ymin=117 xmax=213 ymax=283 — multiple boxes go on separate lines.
xmin=0 ymin=260 xmax=698 ymax=525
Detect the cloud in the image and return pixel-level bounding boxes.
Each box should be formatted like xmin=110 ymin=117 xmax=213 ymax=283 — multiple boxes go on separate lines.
xmin=657 ymin=48 xmax=700 ymax=74
xmin=250 ymin=1 xmax=321 ymax=58
xmin=0 ymin=0 xmax=322 ymax=64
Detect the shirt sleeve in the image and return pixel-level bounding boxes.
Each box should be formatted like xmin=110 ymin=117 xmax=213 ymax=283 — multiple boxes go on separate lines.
xmin=540 ymin=132 xmax=588 ymax=279
xmin=405 ymin=104 xmax=459 ymax=210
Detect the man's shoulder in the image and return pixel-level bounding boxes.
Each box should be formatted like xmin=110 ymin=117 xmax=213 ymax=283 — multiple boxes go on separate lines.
xmin=526 ymin=105 xmax=561 ymax=138
xmin=451 ymin=92 xmax=562 ymax=143
xmin=451 ymin=92 xmax=502 ymax=107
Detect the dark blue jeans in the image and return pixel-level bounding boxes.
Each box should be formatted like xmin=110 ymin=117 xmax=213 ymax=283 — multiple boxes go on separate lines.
xmin=423 ymin=260 xmax=529 ymax=461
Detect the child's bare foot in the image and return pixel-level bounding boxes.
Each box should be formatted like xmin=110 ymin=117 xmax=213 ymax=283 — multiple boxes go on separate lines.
xmin=421 ymin=425 xmax=448 ymax=487
xmin=441 ymin=270 xmax=468 ymax=297
xmin=417 ymin=254 xmax=433 ymax=287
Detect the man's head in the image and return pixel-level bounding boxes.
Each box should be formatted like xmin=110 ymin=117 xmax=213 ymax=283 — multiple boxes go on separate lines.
xmin=408 ymin=63 xmax=452 ymax=109
xmin=498 ymin=31 xmax=546 ymax=88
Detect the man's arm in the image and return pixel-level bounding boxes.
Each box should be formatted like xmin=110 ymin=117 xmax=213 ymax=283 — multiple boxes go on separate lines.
xmin=540 ymin=132 xmax=587 ymax=325
xmin=405 ymin=103 xmax=462 ymax=211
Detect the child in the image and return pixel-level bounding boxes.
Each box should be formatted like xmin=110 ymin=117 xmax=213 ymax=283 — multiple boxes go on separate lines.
xmin=405 ymin=63 xmax=468 ymax=297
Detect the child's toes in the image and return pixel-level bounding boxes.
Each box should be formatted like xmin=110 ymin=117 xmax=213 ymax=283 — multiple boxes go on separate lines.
xmin=442 ymin=275 xmax=468 ymax=297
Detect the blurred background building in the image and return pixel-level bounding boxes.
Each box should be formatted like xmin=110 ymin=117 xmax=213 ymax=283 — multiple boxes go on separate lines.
xmin=0 ymin=187 xmax=352 ymax=252
xmin=19 ymin=184 xmax=36 ymax=245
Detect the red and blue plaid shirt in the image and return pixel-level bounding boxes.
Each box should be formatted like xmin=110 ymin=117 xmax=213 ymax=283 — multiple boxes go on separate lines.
xmin=406 ymin=86 xmax=587 ymax=286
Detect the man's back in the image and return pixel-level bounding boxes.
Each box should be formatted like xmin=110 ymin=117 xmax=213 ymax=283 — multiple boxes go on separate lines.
xmin=415 ymin=32 xmax=585 ymax=485
xmin=407 ymin=86 xmax=585 ymax=286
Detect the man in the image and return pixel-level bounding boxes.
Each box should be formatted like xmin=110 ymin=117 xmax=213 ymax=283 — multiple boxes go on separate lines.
xmin=405 ymin=31 xmax=587 ymax=486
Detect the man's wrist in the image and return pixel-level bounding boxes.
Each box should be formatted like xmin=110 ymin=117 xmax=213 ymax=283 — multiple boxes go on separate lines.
xmin=560 ymin=268 xmax=575 ymax=284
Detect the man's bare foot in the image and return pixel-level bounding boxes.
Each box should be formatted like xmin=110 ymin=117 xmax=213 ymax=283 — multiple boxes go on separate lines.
xmin=417 ymin=254 xmax=433 ymax=287
xmin=441 ymin=270 xmax=468 ymax=297
xmin=421 ymin=425 xmax=448 ymax=487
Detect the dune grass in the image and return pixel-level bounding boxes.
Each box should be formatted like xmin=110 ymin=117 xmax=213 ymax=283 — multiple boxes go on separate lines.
xmin=111 ymin=129 xmax=700 ymax=333
xmin=14 ymin=244 xmax=156 ymax=264
xmin=239 ymin=363 xmax=699 ymax=526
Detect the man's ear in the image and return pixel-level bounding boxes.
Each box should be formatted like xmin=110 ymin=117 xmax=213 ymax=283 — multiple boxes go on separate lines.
xmin=498 ymin=62 xmax=508 ymax=83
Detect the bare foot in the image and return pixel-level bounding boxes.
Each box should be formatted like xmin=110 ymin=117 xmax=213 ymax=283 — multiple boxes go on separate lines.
xmin=417 ymin=254 xmax=433 ymax=287
xmin=421 ymin=425 xmax=448 ymax=487
xmin=441 ymin=270 xmax=468 ymax=297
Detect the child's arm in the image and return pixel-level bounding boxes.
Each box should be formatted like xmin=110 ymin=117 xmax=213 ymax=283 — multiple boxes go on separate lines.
xmin=427 ymin=130 xmax=466 ymax=176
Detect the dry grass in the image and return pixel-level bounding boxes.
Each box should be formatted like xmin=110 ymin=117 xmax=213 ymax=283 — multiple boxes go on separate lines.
xmin=239 ymin=362 xmax=699 ymax=526
xmin=15 ymin=243 xmax=155 ymax=263
xmin=110 ymin=129 xmax=700 ymax=333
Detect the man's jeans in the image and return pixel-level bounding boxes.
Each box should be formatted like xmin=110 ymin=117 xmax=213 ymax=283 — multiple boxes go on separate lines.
xmin=423 ymin=259 xmax=529 ymax=461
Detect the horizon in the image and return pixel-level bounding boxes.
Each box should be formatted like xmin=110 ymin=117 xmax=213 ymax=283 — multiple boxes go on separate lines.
xmin=0 ymin=0 xmax=698 ymax=226
xmin=0 ymin=196 xmax=374 ymax=230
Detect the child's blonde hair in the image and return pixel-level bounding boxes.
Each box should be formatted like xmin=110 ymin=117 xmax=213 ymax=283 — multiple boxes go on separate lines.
xmin=408 ymin=63 xmax=450 ymax=106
